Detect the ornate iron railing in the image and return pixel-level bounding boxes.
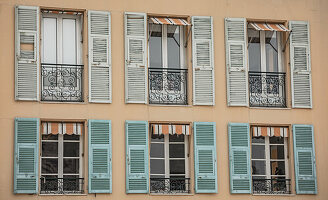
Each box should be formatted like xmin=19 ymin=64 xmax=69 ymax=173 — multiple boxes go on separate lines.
xmin=249 ymin=71 xmax=286 ymax=108
xmin=40 ymin=177 xmax=84 ymax=194
xmin=41 ymin=63 xmax=83 ymax=102
xmin=253 ymin=178 xmax=291 ymax=194
xmin=149 ymin=68 xmax=188 ymax=105
xmin=150 ymin=177 xmax=191 ymax=194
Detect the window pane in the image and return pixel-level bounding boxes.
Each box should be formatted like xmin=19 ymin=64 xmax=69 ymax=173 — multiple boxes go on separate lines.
xmin=42 ymin=158 xmax=58 ymax=174
xmin=252 ymin=160 xmax=266 ymax=175
xmin=42 ymin=134 xmax=58 ymax=140
xmin=170 ymin=160 xmax=185 ymax=174
xmin=64 ymin=142 xmax=79 ymax=157
xmin=169 ymin=134 xmax=184 ymax=142
xmin=63 ymin=158 xmax=79 ymax=174
xmin=270 ymin=145 xmax=285 ymax=159
xmin=271 ymin=161 xmax=285 ymax=175
xmin=150 ymin=143 xmax=164 ymax=158
xmin=42 ymin=17 xmax=57 ymax=63
xmin=248 ymin=29 xmax=261 ymax=72
xmin=265 ymin=31 xmax=278 ymax=72
xmin=64 ymin=134 xmax=80 ymax=140
xmin=167 ymin=25 xmax=180 ymax=69
xmin=252 ymin=145 xmax=265 ymax=159
xmin=169 ymin=144 xmax=185 ymax=158
xmin=62 ymin=18 xmax=76 ymax=64
xmin=252 ymin=136 xmax=265 ymax=143
xmin=42 ymin=142 xmax=58 ymax=157
xmin=149 ymin=24 xmax=162 ymax=68
xmin=269 ymin=137 xmax=284 ymax=144
xmin=150 ymin=159 xmax=165 ymax=174
xmin=151 ymin=134 xmax=164 ymax=142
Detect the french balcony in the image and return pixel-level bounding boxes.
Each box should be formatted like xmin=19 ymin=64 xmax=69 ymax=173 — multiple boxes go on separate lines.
xmin=41 ymin=63 xmax=83 ymax=102
xmin=150 ymin=177 xmax=191 ymax=194
xmin=40 ymin=177 xmax=84 ymax=194
xmin=252 ymin=178 xmax=291 ymax=194
xmin=249 ymin=71 xmax=286 ymax=108
xmin=148 ymin=68 xmax=188 ymax=105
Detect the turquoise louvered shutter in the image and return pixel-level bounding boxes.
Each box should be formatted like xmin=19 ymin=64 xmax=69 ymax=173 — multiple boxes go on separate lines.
xmin=194 ymin=122 xmax=217 ymax=193
xmin=14 ymin=118 xmax=39 ymax=194
xmin=88 ymin=120 xmax=112 ymax=193
xmin=228 ymin=123 xmax=251 ymax=193
xmin=125 ymin=121 xmax=148 ymax=193
xmin=293 ymin=125 xmax=317 ymax=194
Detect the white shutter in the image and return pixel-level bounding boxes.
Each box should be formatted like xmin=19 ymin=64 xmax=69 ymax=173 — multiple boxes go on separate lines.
xmin=289 ymin=21 xmax=312 ymax=108
xmin=15 ymin=6 xmax=39 ymax=101
xmin=88 ymin=10 xmax=112 ymax=103
xmin=192 ymin=16 xmax=215 ymax=105
xmin=225 ymin=18 xmax=248 ymax=106
xmin=124 ymin=12 xmax=147 ymax=104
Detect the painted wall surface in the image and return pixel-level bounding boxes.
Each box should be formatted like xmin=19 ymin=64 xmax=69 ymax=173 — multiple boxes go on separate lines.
xmin=1 ymin=0 xmax=328 ymax=199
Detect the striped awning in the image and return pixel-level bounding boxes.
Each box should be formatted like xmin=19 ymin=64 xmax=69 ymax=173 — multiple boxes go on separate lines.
xmin=41 ymin=10 xmax=83 ymax=15
xmin=149 ymin=17 xmax=191 ymax=26
xmin=249 ymin=22 xmax=290 ymax=32
xmin=42 ymin=122 xmax=83 ymax=135
xmin=152 ymin=124 xmax=190 ymax=135
xmin=252 ymin=126 xmax=288 ymax=137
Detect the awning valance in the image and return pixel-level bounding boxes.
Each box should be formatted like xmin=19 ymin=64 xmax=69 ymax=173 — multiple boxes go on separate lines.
xmin=252 ymin=126 xmax=288 ymax=137
xmin=149 ymin=17 xmax=191 ymax=26
xmin=42 ymin=122 xmax=83 ymax=135
xmin=249 ymin=22 xmax=290 ymax=32
xmin=152 ymin=124 xmax=190 ymax=135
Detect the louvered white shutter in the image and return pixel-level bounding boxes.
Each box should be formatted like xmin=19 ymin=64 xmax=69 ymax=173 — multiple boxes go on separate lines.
xmin=124 ymin=12 xmax=147 ymax=103
xmin=192 ymin=16 xmax=215 ymax=105
xmin=225 ymin=18 xmax=248 ymax=106
xmin=289 ymin=21 xmax=312 ymax=108
xmin=88 ymin=11 xmax=112 ymax=103
xmin=15 ymin=6 xmax=39 ymax=101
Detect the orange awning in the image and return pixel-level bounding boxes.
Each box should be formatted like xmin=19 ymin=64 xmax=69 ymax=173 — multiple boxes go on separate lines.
xmin=249 ymin=22 xmax=290 ymax=32
xmin=149 ymin=17 xmax=191 ymax=26
xmin=252 ymin=126 xmax=288 ymax=137
xmin=42 ymin=122 xmax=83 ymax=135
xmin=152 ymin=124 xmax=190 ymax=135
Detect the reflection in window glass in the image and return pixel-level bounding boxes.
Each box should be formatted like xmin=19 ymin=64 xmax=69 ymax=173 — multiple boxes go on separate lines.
xmin=270 ymin=145 xmax=285 ymax=159
xmin=252 ymin=145 xmax=265 ymax=159
xmin=265 ymin=31 xmax=278 ymax=72
xmin=150 ymin=159 xmax=165 ymax=174
xmin=252 ymin=160 xmax=266 ymax=175
xmin=271 ymin=161 xmax=285 ymax=175
xmin=150 ymin=143 xmax=164 ymax=158
xmin=149 ymin=24 xmax=162 ymax=68
xmin=167 ymin=25 xmax=180 ymax=69
xmin=248 ymin=29 xmax=261 ymax=72
xmin=170 ymin=160 xmax=185 ymax=174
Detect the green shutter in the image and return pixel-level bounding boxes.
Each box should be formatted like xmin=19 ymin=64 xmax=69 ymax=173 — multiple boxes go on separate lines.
xmin=228 ymin=123 xmax=251 ymax=193
xmin=293 ymin=125 xmax=317 ymax=194
xmin=125 ymin=121 xmax=148 ymax=193
xmin=194 ymin=122 xmax=217 ymax=193
xmin=14 ymin=118 xmax=39 ymax=194
xmin=88 ymin=120 xmax=112 ymax=193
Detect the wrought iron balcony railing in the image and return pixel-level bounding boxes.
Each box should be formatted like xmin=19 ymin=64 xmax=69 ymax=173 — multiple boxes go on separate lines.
xmin=41 ymin=63 xmax=83 ymax=102
xmin=150 ymin=177 xmax=191 ymax=194
xmin=40 ymin=177 xmax=84 ymax=194
xmin=249 ymin=71 xmax=286 ymax=108
xmin=253 ymin=178 xmax=291 ymax=194
xmin=149 ymin=68 xmax=188 ymax=105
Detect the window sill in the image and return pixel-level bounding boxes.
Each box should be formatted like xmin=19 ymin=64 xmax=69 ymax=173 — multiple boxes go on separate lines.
xmin=252 ymin=193 xmax=295 ymax=196
xmin=40 ymin=101 xmax=86 ymax=105
xmin=148 ymin=104 xmax=192 ymax=107
xmin=150 ymin=193 xmax=194 ymax=196
xmin=39 ymin=193 xmax=87 ymax=196
xmin=249 ymin=106 xmax=291 ymax=110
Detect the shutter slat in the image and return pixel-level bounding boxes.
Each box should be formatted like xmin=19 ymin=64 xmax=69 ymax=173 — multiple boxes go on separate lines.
xmin=125 ymin=121 xmax=149 ymax=193
xmin=14 ymin=118 xmax=39 ymax=194
xmin=228 ymin=123 xmax=251 ymax=194
xmin=194 ymin=122 xmax=217 ymax=193
xmin=88 ymin=120 xmax=112 ymax=193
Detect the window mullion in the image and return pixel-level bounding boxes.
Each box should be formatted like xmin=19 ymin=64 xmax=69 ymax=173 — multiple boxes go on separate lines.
xmin=265 ymin=137 xmax=271 ymax=179
xmin=164 ymin=134 xmax=170 ymax=178
xmin=58 ymin=134 xmax=63 ymax=179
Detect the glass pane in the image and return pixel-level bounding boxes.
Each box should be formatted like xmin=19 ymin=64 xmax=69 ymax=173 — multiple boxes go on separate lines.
xmin=62 ymin=19 xmax=76 ymax=64
xmin=150 ymin=143 xmax=164 ymax=158
xmin=252 ymin=145 xmax=265 ymax=159
xmin=252 ymin=136 xmax=265 ymax=143
xmin=151 ymin=134 xmax=164 ymax=142
xmin=252 ymin=160 xmax=266 ymax=175
xmin=42 ymin=18 xmax=57 ymax=63
xmin=42 ymin=158 xmax=58 ymax=174
xmin=169 ymin=134 xmax=184 ymax=142
xmin=265 ymin=31 xmax=278 ymax=72
xmin=269 ymin=137 xmax=284 ymax=144
xmin=42 ymin=134 xmax=58 ymax=140
xmin=248 ymin=29 xmax=261 ymax=72
xmin=150 ymin=159 xmax=165 ymax=174
xmin=64 ymin=134 xmax=80 ymax=140
xmin=40 ymin=175 xmax=58 ymax=192
xmin=169 ymin=144 xmax=185 ymax=158
xmin=63 ymin=159 xmax=79 ymax=174
xmin=42 ymin=142 xmax=58 ymax=157
xmin=63 ymin=175 xmax=80 ymax=191
xmin=64 ymin=142 xmax=79 ymax=157
xmin=170 ymin=160 xmax=185 ymax=174
xmin=271 ymin=161 xmax=285 ymax=175
xmin=149 ymin=24 xmax=162 ymax=68
xmin=270 ymin=145 xmax=285 ymax=159
xmin=167 ymin=25 xmax=180 ymax=69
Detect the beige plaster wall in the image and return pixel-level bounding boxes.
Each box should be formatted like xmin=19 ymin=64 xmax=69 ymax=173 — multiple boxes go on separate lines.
xmin=0 ymin=0 xmax=328 ymax=199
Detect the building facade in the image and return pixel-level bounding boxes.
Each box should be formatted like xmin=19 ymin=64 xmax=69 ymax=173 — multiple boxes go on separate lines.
xmin=0 ymin=0 xmax=327 ymax=199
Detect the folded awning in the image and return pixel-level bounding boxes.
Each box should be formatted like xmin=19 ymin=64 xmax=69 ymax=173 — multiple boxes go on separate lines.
xmin=149 ymin=17 xmax=191 ymax=26
xmin=249 ymin=22 xmax=290 ymax=32
xmin=42 ymin=122 xmax=83 ymax=135
xmin=152 ymin=124 xmax=190 ymax=135
xmin=252 ymin=126 xmax=288 ymax=137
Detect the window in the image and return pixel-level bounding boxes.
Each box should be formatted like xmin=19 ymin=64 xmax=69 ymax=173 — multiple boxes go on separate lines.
xmin=251 ymin=126 xmax=290 ymax=194
xmin=40 ymin=122 xmax=84 ymax=194
xmin=41 ymin=11 xmax=83 ymax=102
xmin=149 ymin=124 xmax=190 ymax=194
